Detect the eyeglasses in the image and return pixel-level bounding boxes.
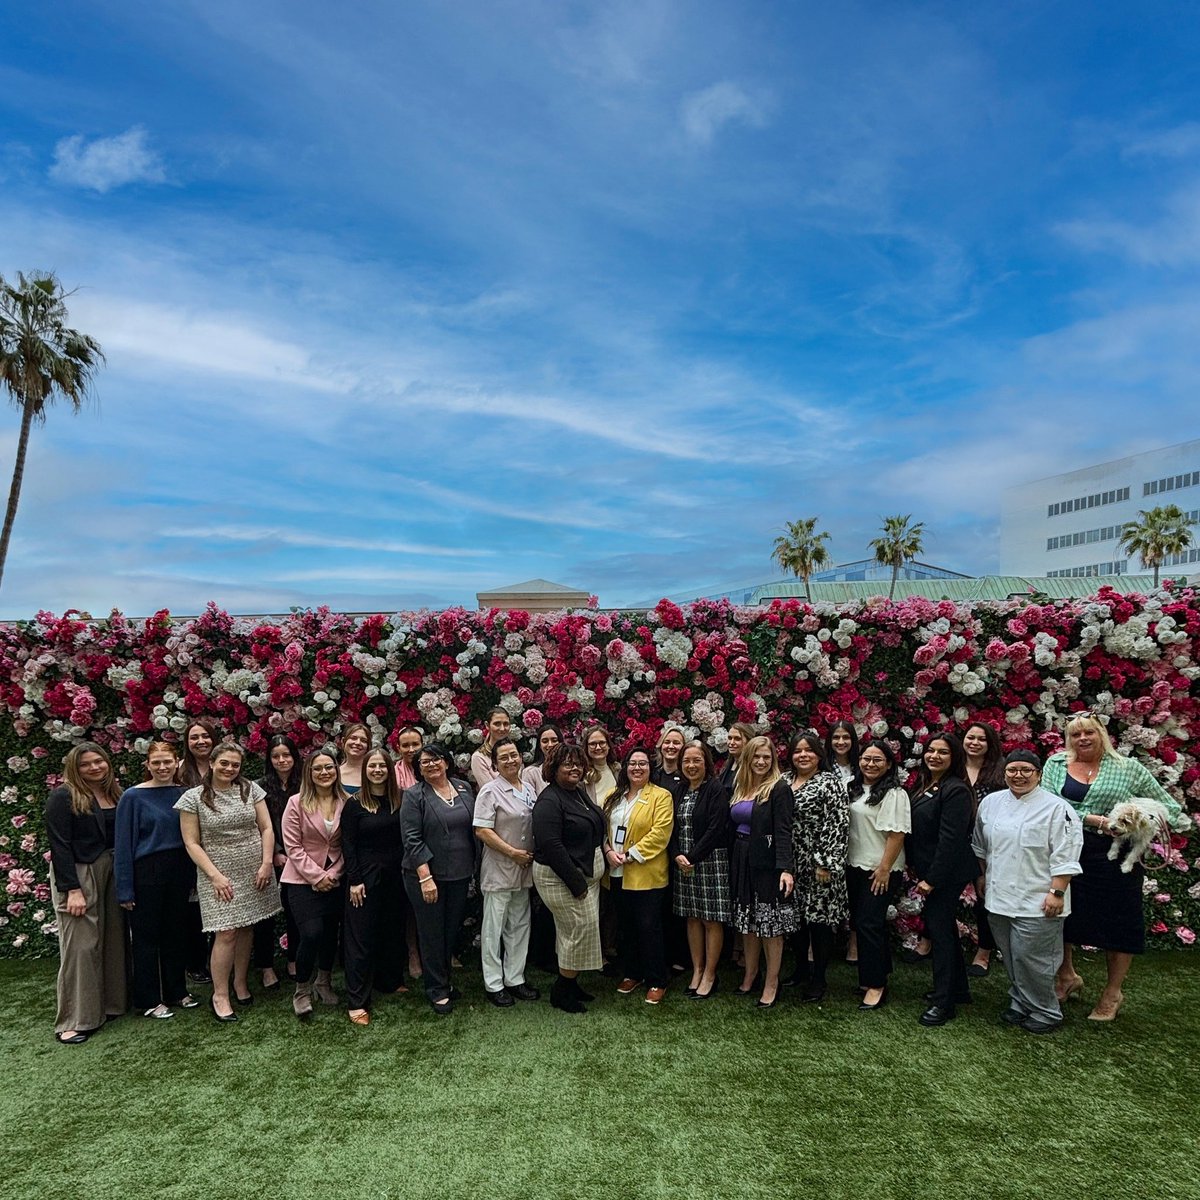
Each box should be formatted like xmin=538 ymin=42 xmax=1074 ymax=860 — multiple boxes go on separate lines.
xmin=1004 ymin=767 xmax=1037 ymax=777
xmin=312 ymin=764 xmax=336 ymax=773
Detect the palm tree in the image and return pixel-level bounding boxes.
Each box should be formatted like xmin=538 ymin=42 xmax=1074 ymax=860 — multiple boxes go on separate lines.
xmin=869 ymin=514 xmax=926 ymax=600
xmin=771 ymin=517 xmax=832 ymax=602
xmin=0 ymin=272 xmax=104 ymax=592
xmin=1118 ymin=505 xmax=1194 ymax=586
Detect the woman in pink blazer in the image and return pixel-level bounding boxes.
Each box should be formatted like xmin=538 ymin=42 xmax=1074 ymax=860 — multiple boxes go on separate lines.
xmin=282 ymin=748 xmax=346 ymax=1020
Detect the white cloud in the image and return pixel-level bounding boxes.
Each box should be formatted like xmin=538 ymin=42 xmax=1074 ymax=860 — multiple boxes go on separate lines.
xmin=1054 ymin=181 xmax=1200 ymax=267
xmin=1121 ymin=122 xmax=1200 ymax=160
xmin=49 ymin=126 xmax=166 ymax=193
xmin=159 ymin=525 xmax=494 ymax=558
xmin=680 ymin=81 xmax=766 ymax=146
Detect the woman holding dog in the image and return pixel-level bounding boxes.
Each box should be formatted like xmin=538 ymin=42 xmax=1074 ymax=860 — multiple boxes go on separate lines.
xmin=1042 ymin=713 xmax=1181 ymax=1022
xmin=972 ymin=750 xmax=1082 ymax=1033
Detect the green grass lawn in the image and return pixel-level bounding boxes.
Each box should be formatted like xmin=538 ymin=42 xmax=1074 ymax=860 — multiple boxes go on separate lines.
xmin=3 ymin=951 xmax=1195 ymax=1200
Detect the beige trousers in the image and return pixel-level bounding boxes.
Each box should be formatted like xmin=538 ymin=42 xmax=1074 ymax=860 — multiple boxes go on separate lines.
xmin=51 ymin=851 xmax=128 ymax=1033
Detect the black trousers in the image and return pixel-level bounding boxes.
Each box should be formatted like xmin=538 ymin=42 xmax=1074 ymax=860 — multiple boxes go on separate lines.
xmin=794 ymin=919 xmax=835 ymax=988
xmin=343 ymin=864 xmax=408 ymax=1009
xmin=128 ymin=849 xmax=192 ymax=1009
xmin=847 ymin=867 xmax=901 ymax=989
xmin=972 ymin=892 xmax=996 ymax=952
xmin=252 ymin=864 xmax=298 ymax=970
xmin=185 ymin=897 xmax=211 ymax=976
xmin=403 ymin=875 xmax=470 ymax=1003
xmin=610 ymin=878 xmax=667 ymax=988
xmin=285 ymin=882 xmax=343 ymax=983
xmin=924 ymin=884 xmax=970 ymax=1007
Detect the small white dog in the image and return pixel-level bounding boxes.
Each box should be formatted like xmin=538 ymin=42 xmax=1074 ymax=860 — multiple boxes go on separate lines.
xmin=1106 ymin=799 xmax=1173 ymax=873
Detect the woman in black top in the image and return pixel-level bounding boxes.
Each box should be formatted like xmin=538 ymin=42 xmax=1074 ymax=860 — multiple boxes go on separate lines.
xmin=179 ymin=717 xmax=220 ymax=982
xmin=343 ymin=747 xmax=409 ymax=1025
xmin=907 ymin=732 xmax=979 ymax=1026
xmin=46 ymin=742 xmax=127 ymax=1044
xmin=401 ymin=743 xmax=475 ymax=1015
xmin=532 ymin=742 xmax=606 ymax=1014
xmin=962 ymin=721 xmax=1004 ymax=977
xmin=252 ymin=733 xmax=301 ymax=988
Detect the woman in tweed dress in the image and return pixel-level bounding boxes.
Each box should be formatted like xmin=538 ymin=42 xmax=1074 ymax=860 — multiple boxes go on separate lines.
xmin=670 ymin=741 xmax=730 ymax=999
xmin=1043 ymin=713 xmax=1181 ymax=1022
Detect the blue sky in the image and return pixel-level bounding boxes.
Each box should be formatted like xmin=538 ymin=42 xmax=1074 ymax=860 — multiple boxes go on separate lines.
xmin=2 ymin=1 xmax=1197 ymax=616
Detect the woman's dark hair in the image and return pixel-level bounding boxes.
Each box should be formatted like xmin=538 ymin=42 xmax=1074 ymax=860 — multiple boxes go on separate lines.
xmin=415 ymin=741 xmax=455 ymax=782
xmin=964 ymin=722 xmax=1005 ymax=794
xmin=824 ymin=719 xmax=860 ymax=767
xmin=544 ymin=741 xmax=588 ymax=788
xmin=913 ymin=730 xmax=967 ymax=793
xmin=180 ymin=717 xmax=222 ymax=788
xmin=260 ymin=734 xmax=302 ymax=820
xmin=604 ymin=746 xmax=653 ymax=813
xmin=786 ymin=729 xmax=828 ymax=775
xmin=680 ymin=739 xmax=715 ymax=782
xmin=531 ymin=723 xmax=565 ymax=765
xmin=490 ymin=736 xmax=521 ymax=768
xmin=199 ymin=741 xmax=252 ymax=810
xmin=357 ymin=746 xmax=403 ymax=814
xmin=848 ymin=739 xmax=902 ymax=807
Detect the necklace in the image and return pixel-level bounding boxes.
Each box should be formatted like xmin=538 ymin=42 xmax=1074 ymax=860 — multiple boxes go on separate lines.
xmin=435 ymin=785 xmax=457 ymax=806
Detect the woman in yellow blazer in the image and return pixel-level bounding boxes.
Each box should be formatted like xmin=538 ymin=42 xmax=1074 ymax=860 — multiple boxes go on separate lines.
xmin=602 ymin=747 xmax=674 ymax=1004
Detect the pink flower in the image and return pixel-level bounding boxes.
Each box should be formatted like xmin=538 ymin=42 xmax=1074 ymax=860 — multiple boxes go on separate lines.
xmin=522 ymin=708 xmax=544 ymax=730
xmin=1176 ymin=926 xmax=1196 ymax=945
xmin=10 ymin=815 xmax=27 ymax=829
xmin=5 ymin=867 xmax=35 ymax=896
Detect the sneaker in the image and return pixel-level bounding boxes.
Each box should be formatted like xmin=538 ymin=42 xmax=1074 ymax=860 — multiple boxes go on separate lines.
xmin=644 ymin=987 xmax=666 ymax=1005
xmin=616 ymin=978 xmax=641 ymax=995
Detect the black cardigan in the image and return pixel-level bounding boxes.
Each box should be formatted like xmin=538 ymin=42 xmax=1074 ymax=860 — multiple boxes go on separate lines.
xmin=532 ymin=784 xmax=605 ymax=898
xmin=906 ymin=777 xmax=979 ymax=890
xmin=341 ymin=797 xmax=405 ymax=888
xmin=668 ymin=778 xmax=730 ymax=865
xmin=45 ymin=786 xmax=112 ymax=893
xmin=746 ymin=780 xmax=794 ymax=875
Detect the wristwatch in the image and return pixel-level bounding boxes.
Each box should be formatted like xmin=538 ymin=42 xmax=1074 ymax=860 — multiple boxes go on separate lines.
xmin=1048 ymin=888 xmax=1065 ymax=898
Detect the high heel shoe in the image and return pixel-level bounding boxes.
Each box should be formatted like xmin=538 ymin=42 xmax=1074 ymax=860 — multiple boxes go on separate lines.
xmin=1056 ymin=973 xmax=1085 ymax=1003
xmin=756 ymin=993 xmax=778 ymax=1009
xmin=858 ymin=987 xmax=887 ymax=1012
xmin=691 ymin=977 xmax=719 ymax=1000
xmin=211 ymin=999 xmax=238 ymax=1023
xmin=1087 ymin=992 xmax=1124 ymax=1022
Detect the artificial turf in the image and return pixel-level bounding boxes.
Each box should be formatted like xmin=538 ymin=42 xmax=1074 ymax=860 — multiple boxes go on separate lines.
xmin=3 ymin=951 xmax=1195 ymax=1200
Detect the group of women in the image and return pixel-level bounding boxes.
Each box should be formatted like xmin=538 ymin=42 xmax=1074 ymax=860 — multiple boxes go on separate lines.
xmin=47 ymin=709 xmax=1180 ymax=1042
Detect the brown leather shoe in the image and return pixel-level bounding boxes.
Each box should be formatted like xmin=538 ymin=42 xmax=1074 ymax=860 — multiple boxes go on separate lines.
xmin=644 ymin=987 xmax=666 ymax=1005
xmin=617 ymin=978 xmax=641 ymax=995
xmin=348 ymin=1009 xmax=370 ymax=1025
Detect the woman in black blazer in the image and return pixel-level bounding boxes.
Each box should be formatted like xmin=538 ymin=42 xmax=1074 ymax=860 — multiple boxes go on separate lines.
xmin=670 ymin=741 xmax=731 ymax=999
xmin=532 ymin=742 xmax=606 ymax=1014
xmin=401 ymin=742 xmax=475 ymax=1015
xmin=906 ymin=732 xmax=979 ymax=1026
xmin=729 ymin=736 xmax=796 ymax=1008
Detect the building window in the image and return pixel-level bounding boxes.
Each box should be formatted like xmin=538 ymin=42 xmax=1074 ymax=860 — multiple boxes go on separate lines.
xmin=1049 ymin=486 xmax=1130 ymax=517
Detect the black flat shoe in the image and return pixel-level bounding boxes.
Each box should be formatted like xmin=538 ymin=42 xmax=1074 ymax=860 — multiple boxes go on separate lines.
xmin=858 ymin=989 xmax=888 ymax=1012
xmin=901 ymin=949 xmax=931 ymax=965
xmin=967 ymin=960 xmax=991 ymax=978
xmin=571 ymin=980 xmax=595 ymax=1002
xmin=55 ymin=1031 xmax=89 ymax=1045
xmin=262 ymin=978 xmax=282 ymax=992
xmin=999 ymin=1008 xmax=1027 ymax=1026
xmin=234 ymin=992 xmax=254 ymax=1007
xmin=509 ymin=983 xmax=540 ymax=1002
xmin=1021 ymin=1017 xmax=1062 ymax=1035
xmin=918 ymin=1005 xmax=955 ymax=1027
xmin=211 ymin=1001 xmax=238 ymax=1023
xmin=431 ymin=999 xmax=454 ymax=1016
xmin=486 ymin=989 xmax=515 ymax=1008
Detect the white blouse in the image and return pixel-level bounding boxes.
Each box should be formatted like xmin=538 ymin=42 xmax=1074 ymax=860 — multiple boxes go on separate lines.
xmin=846 ymin=785 xmax=911 ymax=871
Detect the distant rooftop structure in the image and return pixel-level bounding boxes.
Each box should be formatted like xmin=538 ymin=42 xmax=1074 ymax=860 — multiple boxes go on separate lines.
xmin=476 ymin=578 xmax=592 ymax=612
xmin=670 ymin=560 xmax=971 ymax=606
xmin=753 ymin=574 xmax=1160 ymax=605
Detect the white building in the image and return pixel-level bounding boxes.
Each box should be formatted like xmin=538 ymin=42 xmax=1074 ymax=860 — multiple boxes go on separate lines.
xmin=1001 ymin=438 xmax=1200 ymax=577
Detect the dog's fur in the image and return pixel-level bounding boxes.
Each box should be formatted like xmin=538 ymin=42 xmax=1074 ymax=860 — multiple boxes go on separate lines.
xmin=1106 ymin=799 xmax=1173 ymax=873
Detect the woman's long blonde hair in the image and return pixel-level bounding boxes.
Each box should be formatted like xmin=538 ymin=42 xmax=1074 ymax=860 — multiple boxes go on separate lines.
xmin=733 ymin=736 xmax=781 ymax=804
xmin=1063 ymin=714 xmax=1123 ymax=763
xmin=62 ymin=743 xmax=123 ymax=816
xmin=299 ymin=748 xmax=348 ymax=813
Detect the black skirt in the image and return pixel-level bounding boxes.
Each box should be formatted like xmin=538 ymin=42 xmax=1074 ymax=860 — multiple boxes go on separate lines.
xmin=1063 ymin=831 xmax=1145 ymax=954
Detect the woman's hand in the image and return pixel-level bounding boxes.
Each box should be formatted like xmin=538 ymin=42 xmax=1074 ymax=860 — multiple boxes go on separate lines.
xmin=120 ymin=901 xmax=135 ymax=911
xmin=419 ymin=877 xmax=438 ymax=905
xmin=349 ymin=884 xmax=366 ymax=908
xmin=273 ymin=852 xmax=288 ymax=870
xmin=605 ymin=848 xmax=626 ymax=868
xmin=870 ymin=865 xmax=891 ymax=895
xmin=674 ymin=854 xmax=694 ymax=874
xmin=210 ymin=872 xmax=234 ymax=902
xmin=510 ymin=848 xmax=534 ymax=868
xmin=815 ymin=867 xmax=832 ymax=885
xmin=779 ymin=871 xmax=795 ymax=898
xmin=313 ymin=877 xmax=336 ymax=893
xmin=66 ymin=889 xmax=87 ymax=918
xmin=254 ymin=862 xmax=273 ymax=891
xmin=916 ymin=880 xmax=933 ymax=897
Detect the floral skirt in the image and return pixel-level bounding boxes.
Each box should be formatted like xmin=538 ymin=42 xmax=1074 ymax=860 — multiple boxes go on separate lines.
xmin=730 ymin=835 xmax=797 ymax=938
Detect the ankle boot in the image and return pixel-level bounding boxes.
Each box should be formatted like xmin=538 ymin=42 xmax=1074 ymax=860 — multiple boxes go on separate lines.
xmin=550 ymin=975 xmax=585 ymax=1013
xmin=293 ymin=981 xmax=314 ymax=1020
xmin=569 ymin=976 xmax=595 ymax=1002
xmin=314 ymin=969 xmax=339 ymax=1006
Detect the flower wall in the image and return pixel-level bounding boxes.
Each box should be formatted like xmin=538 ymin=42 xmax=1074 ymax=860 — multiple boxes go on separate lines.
xmin=2 ymin=587 xmax=1198 ymax=958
